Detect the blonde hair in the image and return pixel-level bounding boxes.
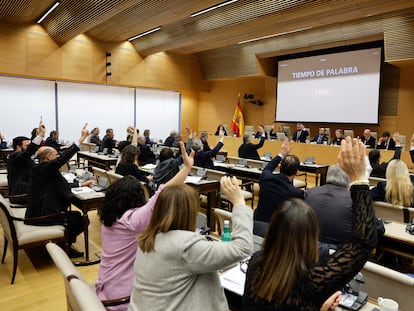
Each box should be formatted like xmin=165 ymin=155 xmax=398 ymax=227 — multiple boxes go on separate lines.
xmin=138 ymin=185 xmax=200 ymax=252
xmin=249 ymin=199 xmax=319 ymax=304
xmin=385 ymin=160 xmax=413 ymax=207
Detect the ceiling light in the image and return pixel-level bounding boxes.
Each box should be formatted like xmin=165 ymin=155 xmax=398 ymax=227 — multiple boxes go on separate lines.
xmin=190 ymin=0 xmax=238 ymax=18
xmin=37 ymin=2 xmax=60 ymax=24
xmin=238 ymin=27 xmax=311 ymax=44
xmin=127 ymin=27 xmax=162 ymax=42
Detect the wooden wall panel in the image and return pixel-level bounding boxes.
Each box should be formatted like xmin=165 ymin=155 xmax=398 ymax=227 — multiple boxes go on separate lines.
xmin=0 ymin=25 xmax=27 ymax=75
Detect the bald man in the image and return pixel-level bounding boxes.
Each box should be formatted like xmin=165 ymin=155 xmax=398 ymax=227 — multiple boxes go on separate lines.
xmin=25 ymin=124 xmax=90 ymax=258
xmin=360 ymin=129 xmax=376 ymax=148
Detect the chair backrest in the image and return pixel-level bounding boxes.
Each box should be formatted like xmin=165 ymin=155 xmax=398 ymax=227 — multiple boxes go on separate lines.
xmin=206 ymin=168 xmax=226 ymax=181
xmin=106 ymin=170 xmax=123 ymax=185
xmin=368 ymin=176 xmax=386 ymax=187
xmin=0 ymin=195 xmax=17 ymax=254
xmin=80 ymin=142 xmax=97 ymax=152
xmin=214 ymin=208 xmax=232 ymax=235
xmin=304 ymin=128 xmax=311 ymax=140
xmin=371 ymin=131 xmax=377 ymax=140
xmin=399 ymin=135 xmax=406 ymax=151
xmin=325 ymin=127 xmax=331 ymax=141
xmin=344 ymin=129 xmax=354 ymax=138
xmin=222 ymin=124 xmax=230 ymax=135
xmin=69 ymin=278 xmax=107 ymax=311
xmin=361 ymin=261 xmax=414 ymax=311
xmin=244 ymin=125 xmax=254 ymax=136
xmin=196 ymin=212 xmax=207 ymax=229
xmin=264 ymin=125 xmax=273 ymax=136
xmin=283 ymin=126 xmax=291 ymax=139
xmin=46 ymin=242 xmax=84 ymax=310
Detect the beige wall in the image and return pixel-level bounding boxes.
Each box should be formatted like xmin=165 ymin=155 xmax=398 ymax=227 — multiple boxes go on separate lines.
xmin=0 ymin=23 xmax=413 ymax=138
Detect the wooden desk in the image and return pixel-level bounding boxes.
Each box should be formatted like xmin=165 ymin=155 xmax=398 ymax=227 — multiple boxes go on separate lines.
xmin=77 ymin=151 xmax=118 ymax=170
xmin=381 ymin=222 xmax=414 ymax=260
xmin=186 ymin=178 xmax=220 ymax=229
xmin=71 ymin=189 xmax=105 ymax=265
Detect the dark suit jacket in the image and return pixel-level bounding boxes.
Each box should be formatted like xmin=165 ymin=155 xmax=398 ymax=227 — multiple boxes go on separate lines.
xmin=100 ymin=135 xmax=116 ymax=153
xmin=116 ymin=162 xmax=149 ymax=183
xmin=361 ymin=136 xmax=376 ymax=148
xmin=26 ymin=144 xmax=79 ymax=219
xmin=311 ymin=134 xmax=329 ymax=144
xmin=138 ymin=144 xmax=156 ymax=165
xmin=90 ymin=134 xmax=101 ymax=146
xmin=163 ymin=136 xmax=175 ymax=147
xmin=371 ymin=175 xmax=414 ymax=202
xmin=376 ymin=138 xmax=396 ymax=150
xmin=254 ymin=155 xmax=304 ymax=222
xmin=7 ymin=142 xmax=39 ymax=199
xmin=254 ymin=132 xmax=268 ymax=139
xmin=201 ymin=139 xmax=211 ymax=151
xmin=292 ymin=129 xmax=309 ymax=143
xmin=194 ymin=141 xmax=224 ymax=169
xmin=238 ymin=137 xmax=265 ymax=160
xmin=45 ymin=137 xmax=61 ymax=151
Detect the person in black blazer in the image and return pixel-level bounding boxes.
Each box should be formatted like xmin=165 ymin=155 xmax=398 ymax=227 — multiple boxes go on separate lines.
xmin=330 ymin=129 xmax=344 ymax=146
xmin=191 ymin=132 xmax=224 ymax=169
xmin=254 ymin=139 xmax=304 ymax=222
xmin=311 ymin=127 xmax=329 ymax=144
xmin=376 ymin=131 xmax=396 ymax=150
xmin=292 ymin=123 xmax=309 ymax=143
xmin=137 ymin=134 xmax=156 ymax=165
xmin=360 ymin=128 xmax=376 ymax=148
xmin=7 ymin=122 xmax=45 ymax=203
xmin=238 ymin=134 xmax=265 ymax=160
xmin=254 ymin=125 xmax=268 ymax=140
xmin=200 ymin=131 xmax=211 ymax=151
xmin=100 ymin=128 xmax=116 ymax=153
xmin=25 ymin=124 xmax=91 ymax=258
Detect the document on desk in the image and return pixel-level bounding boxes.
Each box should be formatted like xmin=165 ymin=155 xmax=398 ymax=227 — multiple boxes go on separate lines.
xmin=185 ymin=176 xmax=202 ymax=184
xmin=71 ymin=187 xmax=105 ymax=199
xmin=141 ymin=163 xmax=157 ymax=170
xmin=219 ymin=264 xmax=246 ymax=296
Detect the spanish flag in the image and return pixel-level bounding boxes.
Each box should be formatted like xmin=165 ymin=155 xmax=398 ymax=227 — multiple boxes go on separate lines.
xmin=230 ymin=96 xmax=244 ymax=137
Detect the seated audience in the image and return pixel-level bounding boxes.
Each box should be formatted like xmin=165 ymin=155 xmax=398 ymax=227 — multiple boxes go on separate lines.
xmin=376 ymin=131 xmax=396 ymax=150
xmin=305 ymin=164 xmax=384 ymax=248
xmin=269 ymin=124 xmax=287 ymax=140
xmin=200 ymin=131 xmax=211 ymax=151
xmin=191 ymin=131 xmax=224 ymax=169
xmin=311 ymin=127 xmax=329 ymax=144
xmin=292 ymin=123 xmax=309 ymax=143
xmin=137 ymin=134 xmax=156 ymax=165
xmin=171 ymin=132 xmax=182 ymax=148
xmin=153 ymin=147 xmax=183 ymax=187
xmin=128 ymin=176 xmax=253 ymax=310
xmin=238 ymin=133 xmax=265 ymax=160
xmin=214 ymin=124 xmax=228 ymax=136
xmin=100 ymin=128 xmax=116 ymax=153
xmin=369 ymin=138 xmax=401 ymax=178
xmin=89 ymin=127 xmax=101 ymax=146
xmin=0 ymin=132 xmax=8 ymax=149
xmin=360 ymin=128 xmax=376 ymax=148
xmin=143 ymin=129 xmax=154 ymax=145
xmin=163 ymin=130 xmax=177 ymax=146
xmin=243 ymin=137 xmax=377 ymax=310
xmin=254 ymin=139 xmax=304 ymax=222
xmin=7 ymin=122 xmax=45 ymax=203
xmin=371 ymin=159 xmax=414 ymax=207
xmin=45 ymin=130 xmax=61 ymax=151
xmin=95 ymin=142 xmax=193 ymax=311
xmin=25 ymin=124 xmax=91 ymax=258
xmin=330 ymin=129 xmax=344 ymax=145
xmin=254 ymin=124 xmax=268 ymax=139
xmin=116 ymin=145 xmax=153 ymax=184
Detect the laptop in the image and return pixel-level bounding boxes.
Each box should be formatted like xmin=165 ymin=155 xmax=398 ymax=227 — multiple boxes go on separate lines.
xmin=91 ymin=176 xmax=109 ymax=192
xmin=196 ymin=168 xmax=207 ymax=179
xmin=303 ymin=156 xmax=315 ymax=164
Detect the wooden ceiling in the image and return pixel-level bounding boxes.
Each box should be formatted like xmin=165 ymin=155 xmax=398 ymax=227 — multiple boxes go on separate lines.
xmin=0 ymin=0 xmax=413 ymax=57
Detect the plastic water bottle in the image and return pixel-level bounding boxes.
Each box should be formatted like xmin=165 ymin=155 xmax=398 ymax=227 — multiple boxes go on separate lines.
xmin=222 ymin=220 xmax=231 ymax=242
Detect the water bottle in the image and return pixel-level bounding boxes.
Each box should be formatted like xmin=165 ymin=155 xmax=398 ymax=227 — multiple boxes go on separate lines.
xmin=221 ymin=220 xmax=231 ymax=242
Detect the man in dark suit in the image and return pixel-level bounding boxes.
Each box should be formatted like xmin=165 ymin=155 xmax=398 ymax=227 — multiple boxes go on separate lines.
xmin=311 ymin=127 xmax=329 ymax=144
xmin=137 ymin=134 xmax=156 ymax=165
xmin=376 ymin=131 xmax=396 ymax=150
xmin=7 ymin=122 xmax=45 ymax=203
xmin=292 ymin=123 xmax=309 ymax=143
xmin=360 ymin=128 xmax=376 ymax=148
xmin=25 ymin=124 xmax=90 ymax=258
xmin=200 ymin=131 xmax=211 ymax=151
xmin=238 ymin=133 xmax=266 ymax=160
xmin=191 ymin=131 xmax=224 ymax=169
xmin=254 ymin=124 xmax=268 ymax=140
xmin=100 ymin=128 xmax=116 ymax=153
xmin=254 ymin=139 xmax=304 ymax=222
xmin=163 ymin=130 xmax=177 ymax=147
xmin=45 ymin=130 xmax=61 ymax=151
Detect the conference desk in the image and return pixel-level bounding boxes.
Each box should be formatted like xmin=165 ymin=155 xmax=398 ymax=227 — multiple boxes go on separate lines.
xmin=70 ymin=188 xmax=105 ymax=265
xmin=220 ymin=262 xmax=379 ymax=311
xmin=381 ymin=221 xmax=414 ymax=260
xmin=77 ymin=150 xmax=118 ymax=170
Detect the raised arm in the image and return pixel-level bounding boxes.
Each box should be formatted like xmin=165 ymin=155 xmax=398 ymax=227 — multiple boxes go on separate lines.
xmin=263 ymin=138 xmax=290 ymax=172
xmin=165 ymin=141 xmax=194 ymax=187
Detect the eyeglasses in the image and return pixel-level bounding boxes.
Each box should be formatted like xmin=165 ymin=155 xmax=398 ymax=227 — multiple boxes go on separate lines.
xmin=239 ymin=257 xmax=250 ymax=273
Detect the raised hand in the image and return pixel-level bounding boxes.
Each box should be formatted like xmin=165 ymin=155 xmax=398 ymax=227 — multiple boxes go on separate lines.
xmin=179 ymin=141 xmax=194 ymax=169
xmin=220 ymin=176 xmax=244 ymax=207
xmin=280 ymin=138 xmax=291 ymax=156
xmin=337 ymin=137 xmax=366 ymax=182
